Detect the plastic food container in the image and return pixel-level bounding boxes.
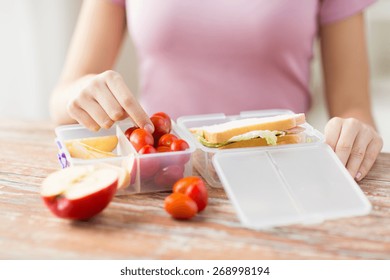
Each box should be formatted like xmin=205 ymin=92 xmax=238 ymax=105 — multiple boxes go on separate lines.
xmin=177 ymin=109 xmax=323 ymax=188
xmin=55 ymin=120 xmax=195 ymax=195
xmin=178 ymin=109 xmax=372 ymax=229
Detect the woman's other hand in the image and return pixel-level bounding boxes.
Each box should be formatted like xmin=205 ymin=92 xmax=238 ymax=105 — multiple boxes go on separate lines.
xmin=325 ymin=117 xmax=383 ymax=181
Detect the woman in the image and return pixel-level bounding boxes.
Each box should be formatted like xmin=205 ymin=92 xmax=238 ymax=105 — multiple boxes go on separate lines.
xmin=50 ymin=0 xmax=383 ymax=181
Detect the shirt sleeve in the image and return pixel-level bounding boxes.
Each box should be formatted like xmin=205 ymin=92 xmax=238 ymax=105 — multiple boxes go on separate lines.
xmin=319 ymin=0 xmax=376 ymax=25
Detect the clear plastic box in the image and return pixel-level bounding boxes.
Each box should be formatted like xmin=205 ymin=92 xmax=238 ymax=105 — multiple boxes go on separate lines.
xmin=177 ymin=109 xmax=324 ymax=188
xmin=55 ymin=120 xmax=195 ymax=195
xmin=178 ymin=110 xmax=372 ymax=228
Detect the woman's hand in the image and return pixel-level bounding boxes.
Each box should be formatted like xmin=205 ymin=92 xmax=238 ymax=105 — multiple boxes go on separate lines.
xmin=324 ymin=117 xmax=383 ymax=181
xmin=67 ymin=70 xmax=154 ymax=133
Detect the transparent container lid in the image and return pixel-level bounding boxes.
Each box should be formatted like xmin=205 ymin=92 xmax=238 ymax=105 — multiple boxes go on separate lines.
xmin=212 ymin=142 xmax=372 ymax=229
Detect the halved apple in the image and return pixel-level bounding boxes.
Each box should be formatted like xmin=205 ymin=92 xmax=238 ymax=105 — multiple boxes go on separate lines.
xmin=41 ymin=165 xmax=118 ymax=220
xmin=122 ymin=154 xmax=137 ymax=185
xmin=96 ymin=160 xmax=134 ymax=190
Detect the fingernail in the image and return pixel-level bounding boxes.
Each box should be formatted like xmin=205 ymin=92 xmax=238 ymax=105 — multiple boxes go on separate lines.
xmin=144 ymin=124 xmax=154 ymax=134
xmin=355 ymin=172 xmax=362 ymax=181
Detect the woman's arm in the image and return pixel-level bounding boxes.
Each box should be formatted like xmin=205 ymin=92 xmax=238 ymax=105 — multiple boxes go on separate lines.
xmin=50 ymin=0 xmax=153 ymax=132
xmin=320 ymin=12 xmax=383 ymax=181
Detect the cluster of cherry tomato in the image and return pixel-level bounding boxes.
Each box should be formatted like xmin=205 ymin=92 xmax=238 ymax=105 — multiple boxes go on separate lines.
xmin=125 ymin=112 xmax=190 ymax=154
xmin=124 ymin=112 xmax=190 ymax=185
xmin=164 ymin=176 xmax=208 ymax=220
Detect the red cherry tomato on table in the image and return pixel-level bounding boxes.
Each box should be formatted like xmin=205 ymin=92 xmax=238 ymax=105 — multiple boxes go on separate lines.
xmin=124 ymin=126 xmax=138 ymax=140
xmin=151 ymin=115 xmax=171 ymax=143
xmin=170 ymin=139 xmax=189 ymax=151
xmin=164 ymin=193 xmax=198 ymax=220
xmin=173 ymin=176 xmax=208 ymax=212
xmin=158 ymin=133 xmax=178 ymax=147
xmin=138 ymin=144 xmax=160 ymax=179
xmin=129 ymin=128 xmax=154 ymax=152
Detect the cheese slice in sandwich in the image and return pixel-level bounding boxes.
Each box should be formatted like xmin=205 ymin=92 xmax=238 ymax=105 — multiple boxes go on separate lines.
xmin=190 ymin=113 xmax=306 ymax=149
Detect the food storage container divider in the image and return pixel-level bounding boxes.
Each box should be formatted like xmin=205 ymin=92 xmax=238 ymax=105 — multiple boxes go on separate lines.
xmin=55 ymin=120 xmax=195 ymax=196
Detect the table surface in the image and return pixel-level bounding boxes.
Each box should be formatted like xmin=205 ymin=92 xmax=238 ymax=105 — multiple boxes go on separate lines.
xmin=0 ymin=120 xmax=389 ymax=260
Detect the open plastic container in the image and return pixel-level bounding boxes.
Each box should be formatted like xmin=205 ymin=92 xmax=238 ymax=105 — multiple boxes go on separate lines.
xmin=55 ymin=120 xmax=195 ymax=196
xmin=177 ymin=109 xmax=323 ymax=188
xmin=178 ymin=110 xmax=372 ymax=229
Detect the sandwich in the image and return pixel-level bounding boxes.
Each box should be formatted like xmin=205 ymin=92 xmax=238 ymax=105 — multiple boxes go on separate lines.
xmin=190 ymin=113 xmax=306 ymax=149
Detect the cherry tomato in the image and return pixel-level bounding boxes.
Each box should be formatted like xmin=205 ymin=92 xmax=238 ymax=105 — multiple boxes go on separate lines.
xmin=173 ymin=176 xmax=208 ymax=212
xmin=154 ymin=165 xmax=185 ymax=187
xmin=139 ymin=145 xmax=157 ymax=154
xmin=158 ymin=133 xmax=178 ymax=147
xmin=157 ymin=146 xmax=171 ymax=153
xmin=138 ymin=145 xmax=160 ymax=179
xmin=129 ymin=128 xmax=154 ymax=152
xmin=170 ymin=139 xmax=189 ymax=151
xmin=164 ymin=193 xmax=198 ymax=220
xmin=170 ymin=139 xmax=190 ymax=164
xmin=151 ymin=115 xmax=171 ymax=143
xmin=124 ymin=126 xmax=138 ymax=140
xmin=152 ymin=112 xmax=171 ymax=130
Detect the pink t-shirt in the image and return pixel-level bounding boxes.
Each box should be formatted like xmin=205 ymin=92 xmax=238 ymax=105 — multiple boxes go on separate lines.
xmin=113 ymin=0 xmax=375 ymax=120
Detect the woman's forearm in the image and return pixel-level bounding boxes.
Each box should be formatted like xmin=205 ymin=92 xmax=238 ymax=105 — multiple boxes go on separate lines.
xmin=320 ymin=12 xmax=376 ymax=129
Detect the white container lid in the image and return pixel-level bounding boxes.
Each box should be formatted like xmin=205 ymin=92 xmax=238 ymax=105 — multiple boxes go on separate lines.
xmin=212 ymin=142 xmax=372 ymax=229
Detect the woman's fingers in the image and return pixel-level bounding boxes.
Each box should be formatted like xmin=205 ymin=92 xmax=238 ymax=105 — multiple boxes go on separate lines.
xmin=333 ymin=118 xmax=360 ymax=166
xmin=325 ymin=117 xmax=383 ymax=181
xmin=103 ymin=71 xmax=154 ymax=133
xmin=355 ymin=136 xmax=383 ymax=181
xmin=83 ymin=99 xmax=114 ymax=129
xmin=325 ymin=117 xmax=343 ymax=150
xmin=345 ymin=127 xmax=373 ymax=179
xmin=67 ymin=102 xmax=100 ymax=131
xmin=66 ymin=71 xmax=153 ymax=132
xmin=325 ymin=118 xmax=361 ymax=165
xmin=93 ymin=82 xmax=127 ymax=122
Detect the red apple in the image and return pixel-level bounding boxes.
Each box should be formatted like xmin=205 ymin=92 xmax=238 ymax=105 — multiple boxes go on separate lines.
xmin=41 ymin=165 xmax=119 ymax=220
xmin=97 ymin=160 xmax=135 ymax=190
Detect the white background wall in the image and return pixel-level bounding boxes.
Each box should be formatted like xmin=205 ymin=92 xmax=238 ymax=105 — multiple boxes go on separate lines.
xmin=0 ymin=0 xmax=389 ymax=151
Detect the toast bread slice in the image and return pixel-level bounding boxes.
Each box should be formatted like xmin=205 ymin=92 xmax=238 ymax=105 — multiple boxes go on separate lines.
xmin=193 ymin=113 xmax=305 ymax=144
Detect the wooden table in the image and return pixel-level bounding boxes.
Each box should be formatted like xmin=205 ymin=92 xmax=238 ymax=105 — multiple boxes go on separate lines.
xmin=1 ymin=120 xmax=389 ymax=259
